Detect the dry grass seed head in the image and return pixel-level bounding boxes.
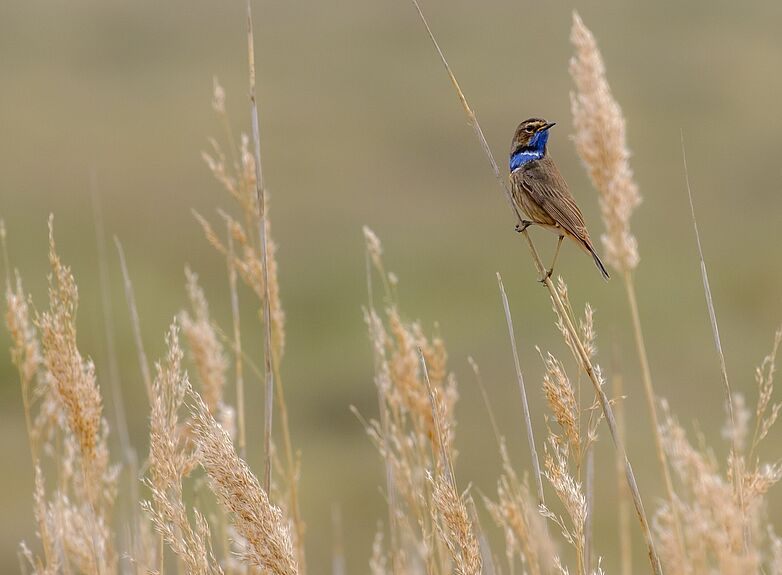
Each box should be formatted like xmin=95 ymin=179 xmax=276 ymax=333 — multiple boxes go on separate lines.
xmin=541 ymin=439 xmax=587 ymax=551
xmin=429 ymin=473 xmax=482 ymax=575
xmin=570 ymin=12 xmax=641 ymax=272
xmin=34 ymin=221 xmax=118 ymax=575
xmin=656 ymin=401 xmax=767 ymax=573
xmin=752 ymin=326 xmax=782 ymax=452
xmin=541 ymin=351 xmax=580 ymax=453
xmin=180 ymin=267 xmax=235 ymax=437
xmin=6 ymin=272 xmax=41 ymax=389
xmin=190 ymin=388 xmax=298 ymax=575
xmin=144 ymin=322 xmax=222 ymax=575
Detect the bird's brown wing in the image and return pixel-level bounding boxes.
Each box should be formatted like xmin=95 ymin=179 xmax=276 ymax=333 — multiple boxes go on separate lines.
xmin=520 ymin=156 xmax=593 ymax=251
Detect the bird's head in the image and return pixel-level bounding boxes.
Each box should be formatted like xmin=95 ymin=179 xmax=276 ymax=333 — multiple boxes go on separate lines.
xmin=510 ymin=118 xmax=556 ymax=155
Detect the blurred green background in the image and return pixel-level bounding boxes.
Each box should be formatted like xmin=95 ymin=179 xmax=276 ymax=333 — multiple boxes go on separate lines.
xmin=2 ymin=0 xmax=782 ymax=571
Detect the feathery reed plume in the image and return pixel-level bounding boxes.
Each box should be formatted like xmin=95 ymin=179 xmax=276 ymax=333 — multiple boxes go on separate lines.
xmin=569 ymin=12 xmax=640 ymax=273
xmin=570 ymin=12 xmax=684 ymax=562
xmin=14 ymin=219 xmax=119 ymax=575
xmin=542 ymin=352 xmax=580 ymax=455
xmin=540 ymin=438 xmax=588 ymax=575
xmin=537 ymin=321 xmax=604 ymax=575
xmin=190 ymin=385 xmax=298 ymax=575
xmin=749 ymin=326 xmax=782 ymax=461
xmin=6 ymin=272 xmax=42 ymax=457
xmin=407 ymin=3 xmax=661 ymax=569
xmin=142 ymin=322 xmax=223 ymax=575
xmin=181 ymin=267 xmax=235 ymax=438
xmin=39 ymin=220 xmax=109 ymax=497
xmin=429 ymin=472 xmax=481 ymax=575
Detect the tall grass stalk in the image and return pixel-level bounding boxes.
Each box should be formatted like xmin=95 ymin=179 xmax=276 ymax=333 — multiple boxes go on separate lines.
xmin=611 ymin=348 xmax=633 ymax=575
xmin=680 ymin=133 xmax=747 ymax=545
xmin=496 ymin=272 xmax=545 ymax=508
xmin=115 ymin=237 xmax=154 ymax=403
xmin=91 ymin=182 xmax=142 ymax=568
xmin=245 ymin=0 xmax=276 ymax=497
xmin=227 ymin=230 xmax=247 ymax=458
xmin=407 ymin=1 xmax=662 ymax=571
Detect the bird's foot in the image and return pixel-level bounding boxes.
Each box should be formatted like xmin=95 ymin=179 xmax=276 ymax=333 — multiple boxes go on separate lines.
xmin=515 ymin=220 xmax=534 ymax=233
xmin=538 ymin=268 xmax=553 ymax=284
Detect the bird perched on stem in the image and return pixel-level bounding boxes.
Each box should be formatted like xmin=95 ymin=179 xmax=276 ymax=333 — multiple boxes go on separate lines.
xmin=509 ymin=118 xmax=609 ymax=281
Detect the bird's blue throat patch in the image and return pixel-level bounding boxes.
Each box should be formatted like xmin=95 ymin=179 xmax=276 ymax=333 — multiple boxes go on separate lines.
xmin=510 ymin=129 xmax=548 ymax=171
xmin=510 ymin=149 xmax=543 ymax=171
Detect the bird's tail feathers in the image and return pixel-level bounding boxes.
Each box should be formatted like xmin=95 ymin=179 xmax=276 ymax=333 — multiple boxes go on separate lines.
xmin=590 ymin=249 xmax=610 ymax=280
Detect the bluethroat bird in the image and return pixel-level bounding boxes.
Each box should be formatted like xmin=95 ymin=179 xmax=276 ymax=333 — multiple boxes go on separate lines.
xmin=509 ymin=118 xmax=610 ymax=281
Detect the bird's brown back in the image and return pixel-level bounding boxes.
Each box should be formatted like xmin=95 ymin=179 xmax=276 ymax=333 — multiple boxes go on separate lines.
xmin=512 ymin=155 xmax=594 ymax=252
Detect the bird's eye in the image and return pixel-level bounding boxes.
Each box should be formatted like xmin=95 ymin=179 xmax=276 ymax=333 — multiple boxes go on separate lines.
xmin=525 ymin=126 xmax=535 ymax=133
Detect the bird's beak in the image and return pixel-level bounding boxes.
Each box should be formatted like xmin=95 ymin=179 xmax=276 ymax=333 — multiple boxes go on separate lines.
xmin=541 ymin=122 xmax=556 ymax=132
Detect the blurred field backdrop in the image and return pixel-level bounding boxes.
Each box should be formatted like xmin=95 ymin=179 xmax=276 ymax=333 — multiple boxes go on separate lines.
xmin=2 ymin=0 xmax=782 ymax=572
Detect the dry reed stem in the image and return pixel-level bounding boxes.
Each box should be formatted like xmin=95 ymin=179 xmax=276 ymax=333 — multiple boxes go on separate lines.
xmin=610 ymin=351 xmax=632 ymax=575
xmin=407 ymin=2 xmax=662 ymax=571
xmin=245 ymin=0 xmax=276 ymax=499
xmin=497 ymin=273 xmax=546 ymax=508
xmin=584 ymin=447 xmax=594 ymax=574
xmin=467 ymin=497 xmax=497 ymax=575
xmin=681 ymin=132 xmax=747 ymax=547
xmin=114 ymin=237 xmax=154 ymax=403
xmin=227 ymin=229 xmax=247 ymax=459
xmin=90 ymin=183 xmax=135 ymax=480
xmin=91 ymin=182 xmax=144 ymax=568
xmin=569 ymin=12 xmax=686 ymax=563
